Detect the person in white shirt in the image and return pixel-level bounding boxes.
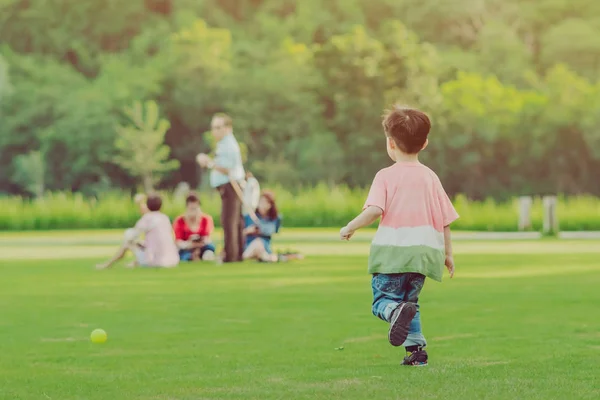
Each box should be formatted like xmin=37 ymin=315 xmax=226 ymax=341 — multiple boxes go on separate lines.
xmin=243 ymin=171 xmax=260 ymax=216
xmin=196 ymin=113 xmax=246 ymax=263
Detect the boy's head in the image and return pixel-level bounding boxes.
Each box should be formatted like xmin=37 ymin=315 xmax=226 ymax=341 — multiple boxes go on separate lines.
xmin=211 ymin=112 xmax=233 ymax=141
xmin=146 ymin=194 xmax=163 ymax=212
xmin=382 ymin=106 xmax=431 ymax=159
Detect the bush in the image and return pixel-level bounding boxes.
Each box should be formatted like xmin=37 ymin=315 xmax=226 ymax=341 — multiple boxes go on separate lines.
xmin=0 ymin=187 xmax=598 ymax=231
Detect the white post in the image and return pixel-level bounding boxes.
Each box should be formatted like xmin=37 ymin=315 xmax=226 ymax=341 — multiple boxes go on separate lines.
xmin=542 ymin=195 xmax=559 ymax=235
xmin=518 ymin=196 xmax=533 ymax=231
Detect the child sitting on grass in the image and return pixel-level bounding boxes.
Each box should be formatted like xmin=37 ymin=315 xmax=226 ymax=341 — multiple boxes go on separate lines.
xmin=340 ymin=105 xmax=459 ymax=367
xmin=173 ymin=193 xmax=216 ymax=262
xmin=97 ymin=194 xmax=179 ymax=269
xmin=242 ymin=191 xmax=303 ymax=263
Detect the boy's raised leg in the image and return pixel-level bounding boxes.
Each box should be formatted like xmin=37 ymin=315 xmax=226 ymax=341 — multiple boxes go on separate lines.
xmin=371 ymin=273 xmax=418 ymax=346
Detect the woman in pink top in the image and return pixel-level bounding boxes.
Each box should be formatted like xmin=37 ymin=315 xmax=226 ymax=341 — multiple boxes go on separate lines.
xmin=96 ymin=194 xmax=179 ymax=269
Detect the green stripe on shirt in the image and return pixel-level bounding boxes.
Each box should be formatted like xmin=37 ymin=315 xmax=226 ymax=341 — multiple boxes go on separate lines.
xmin=368 ymin=244 xmax=445 ymax=282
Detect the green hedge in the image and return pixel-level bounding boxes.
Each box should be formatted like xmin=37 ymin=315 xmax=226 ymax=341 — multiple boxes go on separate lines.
xmin=0 ymin=185 xmax=599 ymax=231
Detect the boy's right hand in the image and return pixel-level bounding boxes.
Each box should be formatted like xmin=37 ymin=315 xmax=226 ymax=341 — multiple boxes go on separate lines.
xmin=340 ymin=226 xmax=355 ymax=241
xmin=445 ymin=255 xmax=455 ymax=278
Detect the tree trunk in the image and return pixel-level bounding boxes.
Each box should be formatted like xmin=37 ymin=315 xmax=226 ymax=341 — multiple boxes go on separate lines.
xmin=35 ymin=183 xmax=44 ymax=199
xmin=143 ymin=174 xmax=154 ymax=193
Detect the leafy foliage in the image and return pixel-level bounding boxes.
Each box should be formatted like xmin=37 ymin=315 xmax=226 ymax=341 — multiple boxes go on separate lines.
xmin=114 ymin=101 xmax=180 ymax=192
xmin=1 ymin=189 xmax=599 ymax=231
xmin=1 ymin=0 xmax=599 ymax=198
xmin=12 ymin=151 xmax=45 ymax=197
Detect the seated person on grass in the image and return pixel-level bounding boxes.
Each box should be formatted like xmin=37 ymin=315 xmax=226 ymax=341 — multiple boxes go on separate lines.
xmin=242 ymin=191 xmax=302 ymax=263
xmin=173 ymin=193 xmax=216 ymax=262
xmin=96 ymin=194 xmax=179 ymax=269
xmin=95 ymin=193 xmax=147 ymax=269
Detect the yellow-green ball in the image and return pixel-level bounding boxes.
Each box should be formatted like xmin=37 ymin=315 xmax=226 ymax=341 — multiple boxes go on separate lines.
xmin=90 ymin=329 xmax=107 ymax=343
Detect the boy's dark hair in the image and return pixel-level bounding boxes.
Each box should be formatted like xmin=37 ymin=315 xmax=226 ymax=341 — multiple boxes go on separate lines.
xmin=382 ymin=106 xmax=431 ymax=154
xmin=213 ymin=112 xmax=232 ymax=127
xmin=185 ymin=192 xmax=200 ymax=205
xmin=146 ymin=194 xmax=162 ymax=212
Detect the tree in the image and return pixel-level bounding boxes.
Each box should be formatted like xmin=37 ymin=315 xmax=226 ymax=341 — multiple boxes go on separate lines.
xmin=12 ymin=150 xmax=45 ymax=197
xmin=313 ymin=23 xmax=441 ymax=185
xmin=223 ymin=37 xmax=323 ymax=185
xmin=159 ymin=19 xmax=233 ymax=187
xmin=113 ymin=100 xmax=180 ymax=192
xmin=2 ymin=0 xmax=600 ymax=197
xmin=437 ymin=72 xmax=547 ymax=198
xmin=533 ymin=65 xmax=600 ymax=194
xmin=540 ymin=19 xmax=600 ymax=81
xmin=0 ymin=54 xmax=11 ymax=102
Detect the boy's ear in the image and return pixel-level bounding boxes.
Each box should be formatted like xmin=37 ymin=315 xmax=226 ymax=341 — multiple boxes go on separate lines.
xmin=387 ymin=136 xmax=396 ymax=149
xmin=421 ymin=138 xmax=429 ymax=151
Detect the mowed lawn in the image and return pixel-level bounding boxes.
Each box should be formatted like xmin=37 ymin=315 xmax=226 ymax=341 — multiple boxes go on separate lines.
xmin=0 ymin=233 xmax=599 ymax=400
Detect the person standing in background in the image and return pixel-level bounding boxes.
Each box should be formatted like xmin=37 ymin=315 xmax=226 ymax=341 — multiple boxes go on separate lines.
xmin=196 ymin=113 xmax=245 ymax=263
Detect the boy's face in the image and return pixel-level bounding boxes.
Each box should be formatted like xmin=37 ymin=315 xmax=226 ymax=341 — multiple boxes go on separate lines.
xmin=211 ymin=117 xmax=228 ymax=141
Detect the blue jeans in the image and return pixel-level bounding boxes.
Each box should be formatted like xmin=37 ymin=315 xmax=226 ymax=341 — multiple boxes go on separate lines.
xmin=179 ymin=244 xmax=216 ymax=261
xmin=372 ymin=273 xmax=427 ymax=348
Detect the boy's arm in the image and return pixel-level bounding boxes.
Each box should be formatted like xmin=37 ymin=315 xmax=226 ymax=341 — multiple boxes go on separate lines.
xmin=340 ymin=206 xmax=383 ymax=240
xmin=196 ymin=153 xmax=230 ymax=175
xmin=443 ymin=225 xmax=455 ymax=278
xmin=130 ymin=215 xmax=149 ymax=239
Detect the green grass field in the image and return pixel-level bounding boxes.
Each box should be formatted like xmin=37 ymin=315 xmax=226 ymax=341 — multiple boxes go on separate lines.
xmin=1 ymin=231 xmax=599 ymax=399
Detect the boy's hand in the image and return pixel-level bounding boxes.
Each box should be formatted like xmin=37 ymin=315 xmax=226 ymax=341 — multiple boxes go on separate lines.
xmin=340 ymin=226 xmax=355 ymax=241
xmin=445 ymin=255 xmax=455 ymax=278
xmin=196 ymin=153 xmax=212 ymax=167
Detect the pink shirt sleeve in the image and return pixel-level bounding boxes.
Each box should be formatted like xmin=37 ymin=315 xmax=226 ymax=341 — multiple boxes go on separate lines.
xmin=436 ymin=178 xmax=459 ymax=227
xmin=363 ymin=172 xmax=386 ymax=212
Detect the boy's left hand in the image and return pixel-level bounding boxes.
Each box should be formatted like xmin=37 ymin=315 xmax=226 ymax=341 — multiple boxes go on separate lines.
xmin=445 ymin=255 xmax=455 ymax=278
xmin=340 ymin=226 xmax=355 ymax=241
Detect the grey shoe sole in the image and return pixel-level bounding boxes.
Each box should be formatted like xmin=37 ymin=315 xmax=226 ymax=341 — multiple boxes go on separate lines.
xmin=388 ymin=302 xmax=417 ymax=346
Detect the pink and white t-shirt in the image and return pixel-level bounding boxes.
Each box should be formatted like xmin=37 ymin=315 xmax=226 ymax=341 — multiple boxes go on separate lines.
xmin=134 ymin=211 xmax=179 ymax=268
xmin=364 ymin=161 xmax=459 ymax=281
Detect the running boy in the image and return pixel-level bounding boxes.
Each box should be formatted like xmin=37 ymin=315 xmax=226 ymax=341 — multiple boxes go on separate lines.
xmin=340 ymin=106 xmax=459 ymax=366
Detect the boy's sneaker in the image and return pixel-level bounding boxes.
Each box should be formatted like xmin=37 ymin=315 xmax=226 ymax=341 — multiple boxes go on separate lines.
xmin=388 ymin=302 xmax=417 ymax=346
xmin=402 ymin=348 xmax=428 ymax=367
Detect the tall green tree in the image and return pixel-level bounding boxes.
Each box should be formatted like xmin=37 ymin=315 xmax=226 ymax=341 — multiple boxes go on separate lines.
xmin=114 ymin=100 xmax=180 ymax=192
